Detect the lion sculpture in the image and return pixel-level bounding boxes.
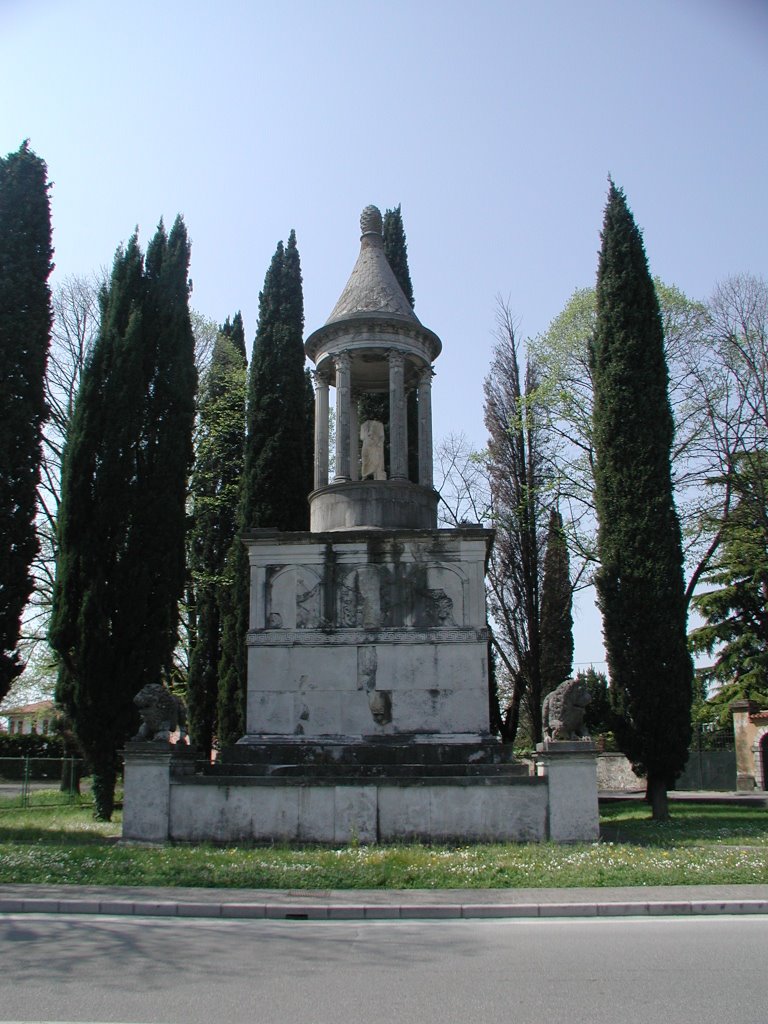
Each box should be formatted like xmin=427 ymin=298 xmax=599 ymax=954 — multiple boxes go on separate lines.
xmin=542 ymin=677 xmax=591 ymax=741
xmin=132 ymin=683 xmax=188 ymax=743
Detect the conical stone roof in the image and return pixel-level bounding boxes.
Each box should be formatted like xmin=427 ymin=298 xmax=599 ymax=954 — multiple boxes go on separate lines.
xmin=325 ymin=205 xmax=420 ymax=325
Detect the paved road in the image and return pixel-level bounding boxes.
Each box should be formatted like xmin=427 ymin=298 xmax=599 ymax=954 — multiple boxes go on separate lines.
xmin=1 ymin=913 xmax=765 ymax=1024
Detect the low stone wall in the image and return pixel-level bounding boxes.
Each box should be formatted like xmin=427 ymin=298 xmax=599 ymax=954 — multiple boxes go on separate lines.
xmin=596 ymin=753 xmax=643 ymax=792
xmin=597 ymin=750 xmax=739 ymax=792
xmin=123 ymin=741 xmax=600 ymax=845
xmin=168 ymin=776 xmax=549 ymax=844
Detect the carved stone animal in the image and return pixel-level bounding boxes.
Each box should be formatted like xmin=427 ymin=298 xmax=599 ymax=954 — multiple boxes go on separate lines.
xmin=132 ymin=683 xmax=188 ymax=743
xmin=542 ymin=677 xmax=591 ymax=741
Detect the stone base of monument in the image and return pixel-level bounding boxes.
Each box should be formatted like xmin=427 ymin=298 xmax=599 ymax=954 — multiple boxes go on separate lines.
xmin=309 ymin=479 xmax=439 ymax=532
xmin=122 ymin=738 xmax=600 ymax=845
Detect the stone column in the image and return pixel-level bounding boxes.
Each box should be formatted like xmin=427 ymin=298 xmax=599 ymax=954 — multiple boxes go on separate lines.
xmin=313 ymin=370 xmax=330 ymax=489
xmin=334 ymin=352 xmax=352 ymax=482
xmin=349 ymin=395 xmax=360 ymax=481
xmin=417 ymin=364 xmax=434 ymax=487
xmin=388 ymin=350 xmax=408 ymax=481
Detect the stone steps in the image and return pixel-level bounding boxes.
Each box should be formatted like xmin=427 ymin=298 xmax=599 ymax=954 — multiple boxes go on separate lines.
xmin=202 ymin=761 xmax=530 ymax=780
xmin=219 ymin=739 xmax=518 ymax=769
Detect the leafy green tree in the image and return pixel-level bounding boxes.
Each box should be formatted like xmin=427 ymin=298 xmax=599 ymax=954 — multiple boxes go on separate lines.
xmin=531 ymin=281 xmax=712 ymax=578
xmin=217 ymin=232 xmax=310 ymax=746
xmin=539 ymin=508 xmax=573 ymax=700
xmin=187 ymin=314 xmax=247 ymax=756
xmin=591 ymin=182 xmax=693 ymax=820
xmin=690 ymin=452 xmax=768 ymax=720
xmin=50 ymin=218 xmax=196 ymax=819
xmin=0 ymin=142 xmax=53 ymax=700
xmin=530 ymin=275 xmax=768 ymax=611
xmin=577 ymin=667 xmax=615 ymax=738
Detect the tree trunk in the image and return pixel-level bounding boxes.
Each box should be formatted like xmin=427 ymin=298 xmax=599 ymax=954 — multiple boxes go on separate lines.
xmin=647 ymin=774 xmax=669 ymax=821
xmin=91 ymin=760 xmax=117 ymax=821
xmin=501 ymin=684 xmax=523 ymax=744
xmin=59 ymin=756 xmax=82 ymax=795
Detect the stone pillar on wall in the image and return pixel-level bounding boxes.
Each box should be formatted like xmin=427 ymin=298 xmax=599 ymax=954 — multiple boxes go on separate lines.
xmin=731 ymin=700 xmax=759 ymax=791
xmin=122 ymin=743 xmax=173 ymax=843
xmin=534 ymin=740 xmax=599 ymax=842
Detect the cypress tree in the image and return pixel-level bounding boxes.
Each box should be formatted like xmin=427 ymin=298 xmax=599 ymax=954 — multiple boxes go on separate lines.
xmin=382 ymin=205 xmax=414 ymax=307
xmin=591 ymin=182 xmax=693 ymax=820
xmin=0 ymin=142 xmax=53 ymax=699
xmin=539 ymin=508 xmax=573 ymax=699
xmin=187 ymin=314 xmax=247 ymax=756
xmin=50 ymin=219 xmax=196 ymax=819
xmin=246 ymin=231 xmax=309 ymax=532
xmin=217 ymin=232 xmax=309 ymax=746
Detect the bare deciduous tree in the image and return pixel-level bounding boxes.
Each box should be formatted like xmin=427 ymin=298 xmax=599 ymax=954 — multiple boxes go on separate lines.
xmin=482 ymin=303 xmax=551 ymax=742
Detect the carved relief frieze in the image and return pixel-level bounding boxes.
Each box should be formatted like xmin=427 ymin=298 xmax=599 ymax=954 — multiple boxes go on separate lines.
xmin=338 ymin=563 xmax=392 ymax=628
xmin=296 ymin=572 xmax=321 ymax=629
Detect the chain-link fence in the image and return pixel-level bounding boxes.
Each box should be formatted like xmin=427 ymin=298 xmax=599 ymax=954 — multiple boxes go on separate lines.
xmin=0 ymin=757 xmax=90 ymax=809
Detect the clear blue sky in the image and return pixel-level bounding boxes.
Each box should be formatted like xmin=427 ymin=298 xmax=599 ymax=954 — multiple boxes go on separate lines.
xmin=3 ymin=0 xmax=766 ymax=668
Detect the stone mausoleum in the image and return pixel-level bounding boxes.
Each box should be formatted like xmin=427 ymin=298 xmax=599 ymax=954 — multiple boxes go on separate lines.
xmin=123 ymin=206 xmax=598 ymax=845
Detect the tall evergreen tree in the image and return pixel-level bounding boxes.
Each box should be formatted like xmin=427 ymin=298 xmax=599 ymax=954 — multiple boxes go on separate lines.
xmin=50 ymin=218 xmax=196 ymax=818
xmin=382 ymin=205 xmax=414 ymax=307
xmin=539 ymin=508 xmax=573 ymax=699
xmin=187 ymin=314 xmax=247 ymax=756
xmin=591 ymin=182 xmax=693 ymax=820
xmin=0 ymin=142 xmax=53 ymax=699
xmin=217 ymin=232 xmax=309 ymax=746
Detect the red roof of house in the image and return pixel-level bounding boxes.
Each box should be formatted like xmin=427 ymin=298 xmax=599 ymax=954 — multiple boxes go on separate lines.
xmin=1 ymin=699 xmax=55 ymax=717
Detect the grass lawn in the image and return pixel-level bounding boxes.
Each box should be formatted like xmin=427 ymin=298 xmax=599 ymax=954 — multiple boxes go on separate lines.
xmin=0 ymin=794 xmax=767 ymax=889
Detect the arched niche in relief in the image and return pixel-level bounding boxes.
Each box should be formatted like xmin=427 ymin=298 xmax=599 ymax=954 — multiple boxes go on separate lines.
xmin=422 ymin=564 xmax=467 ymax=627
xmin=266 ymin=565 xmax=322 ymax=630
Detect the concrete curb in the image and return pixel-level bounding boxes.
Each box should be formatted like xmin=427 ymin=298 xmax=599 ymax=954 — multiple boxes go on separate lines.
xmin=2 ymin=896 xmax=767 ymax=921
